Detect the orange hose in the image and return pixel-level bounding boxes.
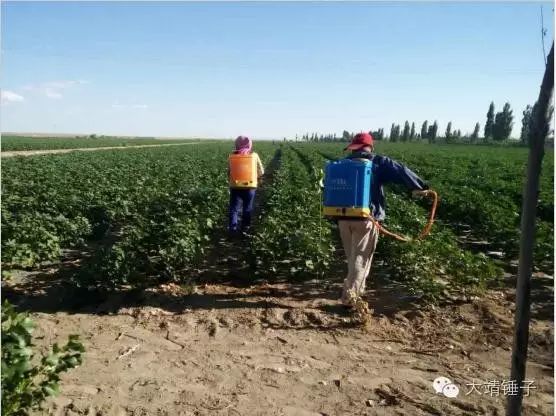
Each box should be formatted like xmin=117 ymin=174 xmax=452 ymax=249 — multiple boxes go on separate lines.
xmin=370 ymin=190 xmax=439 ymax=242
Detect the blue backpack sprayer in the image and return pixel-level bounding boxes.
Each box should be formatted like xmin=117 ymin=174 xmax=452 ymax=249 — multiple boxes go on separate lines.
xmin=322 ymin=158 xmax=438 ymax=242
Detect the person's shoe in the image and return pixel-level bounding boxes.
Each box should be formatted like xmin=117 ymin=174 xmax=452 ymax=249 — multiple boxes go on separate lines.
xmin=338 ymin=296 xmax=354 ymax=310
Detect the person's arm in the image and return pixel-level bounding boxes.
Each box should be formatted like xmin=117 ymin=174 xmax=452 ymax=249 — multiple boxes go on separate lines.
xmin=376 ymin=156 xmax=429 ymax=192
xmin=255 ymin=153 xmax=264 ymax=177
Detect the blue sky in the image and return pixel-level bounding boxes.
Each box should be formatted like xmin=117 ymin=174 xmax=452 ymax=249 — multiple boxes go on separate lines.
xmin=1 ymin=1 xmax=554 ymax=139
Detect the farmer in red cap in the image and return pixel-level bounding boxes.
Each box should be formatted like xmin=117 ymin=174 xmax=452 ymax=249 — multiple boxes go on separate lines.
xmin=338 ymin=132 xmax=430 ymax=307
xmin=228 ymin=136 xmax=264 ymax=236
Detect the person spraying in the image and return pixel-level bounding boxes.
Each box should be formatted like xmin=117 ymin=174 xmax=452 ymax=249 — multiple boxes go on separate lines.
xmin=322 ymin=132 xmax=432 ymax=308
xmin=228 ymin=136 xmax=264 ymax=236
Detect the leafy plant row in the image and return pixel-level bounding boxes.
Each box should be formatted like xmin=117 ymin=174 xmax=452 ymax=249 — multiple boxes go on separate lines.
xmin=248 ymin=146 xmax=335 ymax=279
xmin=2 ymin=143 xmax=277 ymax=288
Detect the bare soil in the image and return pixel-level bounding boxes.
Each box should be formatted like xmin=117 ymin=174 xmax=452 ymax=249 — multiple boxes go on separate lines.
xmin=3 ymin=270 xmax=553 ymax=416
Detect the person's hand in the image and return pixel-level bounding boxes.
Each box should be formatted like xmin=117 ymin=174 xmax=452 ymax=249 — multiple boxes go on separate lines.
xmin=364 ymin=219 xmax=376 ymax=230
xmin=412 ymin=190 xmax=429 ymax=198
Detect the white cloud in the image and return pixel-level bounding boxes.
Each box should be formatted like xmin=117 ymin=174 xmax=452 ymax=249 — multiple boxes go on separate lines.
xmin=1 ymin=90 xmax=25 ymax=104
xmin=23 ymin=80 xmax=89 ymax=99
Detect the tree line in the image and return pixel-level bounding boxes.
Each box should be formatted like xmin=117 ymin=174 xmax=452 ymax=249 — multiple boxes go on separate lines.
xmin=294 ymin=101 xmax=553 ymax=145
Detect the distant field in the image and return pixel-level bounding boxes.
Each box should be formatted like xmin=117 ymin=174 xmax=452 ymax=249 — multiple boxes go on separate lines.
xmin=0 ymin=136 xmax=204 ymax=151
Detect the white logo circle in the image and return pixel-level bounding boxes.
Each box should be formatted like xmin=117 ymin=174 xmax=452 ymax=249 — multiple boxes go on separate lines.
xmin=442 ymin=383 xmax=460 ymax=398
xmin=432 ymin=376 xmax=452 ymax=394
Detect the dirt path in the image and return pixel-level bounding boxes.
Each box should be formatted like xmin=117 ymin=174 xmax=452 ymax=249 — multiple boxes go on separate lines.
xmin=1 ymin=142 xmax=204 ymax=158
xmin=3 ymin=272 xmax=553 ymax=416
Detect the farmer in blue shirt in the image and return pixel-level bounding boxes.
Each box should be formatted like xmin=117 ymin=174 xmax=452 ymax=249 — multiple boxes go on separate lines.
xmin=338 ymin=132 xmax=429 ymax=307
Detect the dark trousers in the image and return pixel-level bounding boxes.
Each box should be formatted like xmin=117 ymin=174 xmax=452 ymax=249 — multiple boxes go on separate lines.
xmin=229 ymin=188 xmax=256 ymax=232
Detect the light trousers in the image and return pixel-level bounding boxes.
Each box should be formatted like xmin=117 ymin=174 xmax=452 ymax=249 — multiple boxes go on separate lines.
xmin=338 ymin=219 xmax=379 ymax=304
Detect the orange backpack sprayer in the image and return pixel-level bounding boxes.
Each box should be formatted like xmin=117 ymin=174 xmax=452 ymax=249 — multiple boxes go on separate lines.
xmin=229 ymin=154 xmax=258 ymax=188
xmin=321 ymin=159 xmax=438 ymax=242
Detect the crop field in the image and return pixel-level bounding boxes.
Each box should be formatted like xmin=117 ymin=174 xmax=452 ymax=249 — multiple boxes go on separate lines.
xmin=2 ymin=140 xmax=554 ymax=415
xmin=1 ymin=135 xmax=201 ymax=151
xmin=3 ymin=141 xmax=552 ymax=296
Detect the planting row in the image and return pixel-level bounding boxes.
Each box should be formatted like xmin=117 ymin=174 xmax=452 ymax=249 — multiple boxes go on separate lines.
xmin=248 ymin=146 xmax=335 ymax=279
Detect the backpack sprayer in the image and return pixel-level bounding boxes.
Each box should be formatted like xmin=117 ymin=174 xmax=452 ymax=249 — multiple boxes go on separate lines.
xmin=229 ymin=153 xmax=258 ymax=188
xmin=321 ymin=158 xmax=438 ymax=242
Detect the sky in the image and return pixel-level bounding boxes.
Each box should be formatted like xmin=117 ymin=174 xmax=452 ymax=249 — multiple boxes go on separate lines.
xmin=1 ymin=1 xmax=554 ymax=139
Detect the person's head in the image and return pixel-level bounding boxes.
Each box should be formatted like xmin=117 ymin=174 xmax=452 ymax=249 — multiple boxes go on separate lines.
xmin=235 ymin=135 xmax=252 ymax=153
xmin=344 ymin=132 xmax=374 ymax=153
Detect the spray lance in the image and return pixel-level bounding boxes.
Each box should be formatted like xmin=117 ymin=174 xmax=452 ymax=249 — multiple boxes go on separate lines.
xmin=374 ymin=189 xmax=438 ymax=242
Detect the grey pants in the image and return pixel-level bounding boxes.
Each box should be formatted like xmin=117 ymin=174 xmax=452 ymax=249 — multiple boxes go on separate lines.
xmin=338 ymin=219 xmax=380 ymax=304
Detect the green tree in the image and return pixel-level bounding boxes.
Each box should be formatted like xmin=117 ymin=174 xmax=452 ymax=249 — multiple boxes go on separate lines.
xmin=410 ymin=122 xmax=416 ymax=140
xmin=521 ymin=104 xmax=534 ymax=144
xmin=390 ymin=123 xmax=397 ymax=142
xmin=428 ymin=121 xmax=438 ymax=143
xmin=493 ymin=113 xmax=503 ymax=140
xmin=484 ymin=102 xmax=495 ymax=140
xmin=402 ymin=121 xmax=410 ymax=142
xmin=369 ymin=129 xmax=384 ymax=140
xmin=421 ymin=121 xmax=428 ymax=140
xmin=445 ymin=121 xmax=452 ymax=140
xmin=471 ymin=122 xmax=480 ymax=142
xmin=493 ymin=102 xmax=514 ymax=141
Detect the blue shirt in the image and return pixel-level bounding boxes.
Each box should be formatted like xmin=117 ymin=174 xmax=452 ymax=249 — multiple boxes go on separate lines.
xmin=345 ymin=151 xmax=429 ymax=221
